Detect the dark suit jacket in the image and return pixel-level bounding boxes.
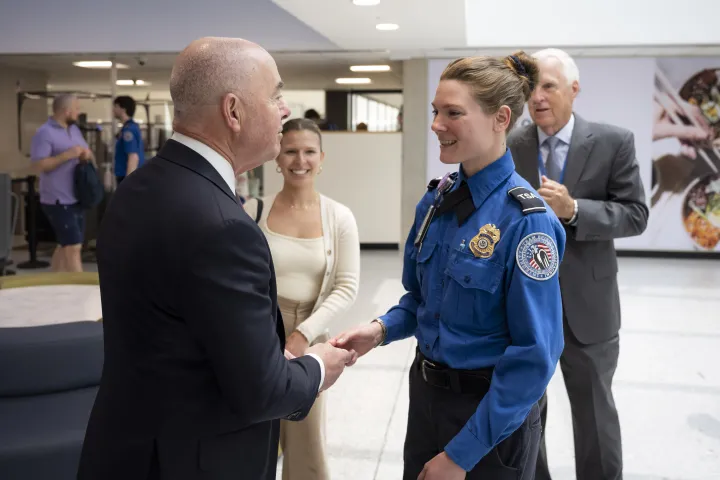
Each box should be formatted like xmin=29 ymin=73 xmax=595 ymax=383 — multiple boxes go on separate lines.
xmin=508 ymin=115 xmax=649 ymax=345
xmin=77 ymin=140 xmax=322 ymax=480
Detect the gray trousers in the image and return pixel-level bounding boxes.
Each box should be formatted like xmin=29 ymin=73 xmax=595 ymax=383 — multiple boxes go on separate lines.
xmin=535 ymin=315 xmax=623 ymax=480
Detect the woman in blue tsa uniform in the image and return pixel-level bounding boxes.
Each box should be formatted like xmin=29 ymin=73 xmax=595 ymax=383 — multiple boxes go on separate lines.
xmin=332 ymin=51 xmax=566 ymax=480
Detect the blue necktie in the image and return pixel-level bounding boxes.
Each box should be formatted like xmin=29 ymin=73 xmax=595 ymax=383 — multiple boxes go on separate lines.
xmin=544 ymin=136 xmax=563 ymax=182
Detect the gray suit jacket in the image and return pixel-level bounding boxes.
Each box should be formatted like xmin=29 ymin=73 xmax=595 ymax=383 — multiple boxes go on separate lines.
xmin=508 ymin=115 xmax=649 ymax=345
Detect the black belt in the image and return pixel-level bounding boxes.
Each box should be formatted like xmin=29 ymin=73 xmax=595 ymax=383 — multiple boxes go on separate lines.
xmin=417 ymin=350 xmax=493 ymax=395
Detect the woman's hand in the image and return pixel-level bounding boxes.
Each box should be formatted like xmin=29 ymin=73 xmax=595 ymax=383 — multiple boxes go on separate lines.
xmin=330 ymin=321 xmax=384 ymax=366
xmin=286 ymin=331 xmax=310 ymax=358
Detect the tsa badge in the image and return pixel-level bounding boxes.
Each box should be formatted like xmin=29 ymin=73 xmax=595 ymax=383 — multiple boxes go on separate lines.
xmin=469 ymin=224 xmax=501 ymax=259
xmin=516 ymin=232 xmax=559 ymax=281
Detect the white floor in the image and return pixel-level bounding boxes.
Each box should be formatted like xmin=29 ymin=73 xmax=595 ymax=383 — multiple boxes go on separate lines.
xmin=4 ymin=249 xmax=720 ymax=479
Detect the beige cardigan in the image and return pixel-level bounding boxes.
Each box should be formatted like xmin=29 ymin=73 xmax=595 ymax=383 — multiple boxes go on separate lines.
xmin=244 ymin=193 xmax=360 ymax=344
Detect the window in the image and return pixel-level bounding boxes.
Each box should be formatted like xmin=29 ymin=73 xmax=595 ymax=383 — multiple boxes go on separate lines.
xmin=350 ymin=93 xmax=401 ymax=132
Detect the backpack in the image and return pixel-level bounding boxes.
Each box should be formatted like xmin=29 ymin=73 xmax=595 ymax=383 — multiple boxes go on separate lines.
xmin=74 ymin=162 xmax=104 ymax=209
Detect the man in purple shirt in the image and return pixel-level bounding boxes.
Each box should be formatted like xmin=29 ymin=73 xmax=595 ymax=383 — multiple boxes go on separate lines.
xmin=30 ymin=94 xmax=93 ymax=272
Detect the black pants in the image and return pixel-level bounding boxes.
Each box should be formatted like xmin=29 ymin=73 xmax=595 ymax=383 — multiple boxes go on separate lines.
xmin=535 ymin=315 xmax=622 ymax=480
xmin=403 ymin=353 xmax=541 ymax=480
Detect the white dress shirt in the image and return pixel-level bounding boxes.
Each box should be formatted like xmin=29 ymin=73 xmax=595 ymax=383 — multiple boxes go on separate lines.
xmin=170 ymin=132 xmax=326 ymax=391
xmin=536 ymin=114 xmax=579 ymax=225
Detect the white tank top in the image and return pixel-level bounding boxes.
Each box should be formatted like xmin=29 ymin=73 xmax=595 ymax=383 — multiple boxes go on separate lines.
xmin=264 ymin=228 xmax=327 ymax=304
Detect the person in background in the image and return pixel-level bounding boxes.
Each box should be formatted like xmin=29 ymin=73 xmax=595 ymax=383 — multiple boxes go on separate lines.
xmin=30 ymin=93 xmax=93 ymax=272
xmin=331 ymin=52 xmax=566 ymax=480
xmin=113 ymin=95 xmax=145 ymax=185
xmin=507 ymin=48 xmax=649 ymax=480
xmin=244 ymin=118 xmax=360 ymax=480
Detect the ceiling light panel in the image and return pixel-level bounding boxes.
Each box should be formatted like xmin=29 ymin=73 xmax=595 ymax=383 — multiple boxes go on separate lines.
xmin=73 ymin=61 xmax=129 ymax=69
xmin=350 ymin=65 xmax=391 ymax=72
xmin=375 ymin=23 xmax=399 ymax=31
xmin=335 ymin=78 xmax=372 ymax=84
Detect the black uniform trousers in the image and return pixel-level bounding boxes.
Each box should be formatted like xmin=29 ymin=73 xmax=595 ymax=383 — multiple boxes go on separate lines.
xmin=403 ymin=350 xmax=541 ymax=480
xmin=535 ymin=314 xmax=622 ymax=480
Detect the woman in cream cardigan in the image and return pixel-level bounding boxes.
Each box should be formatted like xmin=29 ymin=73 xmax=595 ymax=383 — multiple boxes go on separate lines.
xmin=244 ymin=118 xmax=360 ymax=480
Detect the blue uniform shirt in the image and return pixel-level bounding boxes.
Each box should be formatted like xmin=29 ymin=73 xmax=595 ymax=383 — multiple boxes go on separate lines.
xmin=114 ymin=119 xmax=145 ymax=177
xmin=379 ymin=149 xmax=566 ymax=471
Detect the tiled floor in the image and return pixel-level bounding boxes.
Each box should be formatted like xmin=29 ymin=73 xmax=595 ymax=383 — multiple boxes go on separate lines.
xmin=4 ymin=249 xmax=720 ymax=479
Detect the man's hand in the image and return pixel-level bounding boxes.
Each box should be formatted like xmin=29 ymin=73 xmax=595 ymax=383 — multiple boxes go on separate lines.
xmin=305 ymin=342 xmax=357 ymax=391
xmin=538 ymin=175 xmax=574 ymax=220
xmin=64 ymin=145 xmax=85 ymax=161
xmin=330 ymin=321 xmax=384 ymax=366
xmin=286 ymin=331 xmax=309 ymax=358
xmin=78 ymin=148 xmax=93 ymax=162
xmin=418 ymin=452 xmax=466 ymax=480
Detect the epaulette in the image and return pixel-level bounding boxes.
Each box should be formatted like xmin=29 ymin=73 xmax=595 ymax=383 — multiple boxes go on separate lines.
xmin=507 ymin=186 xmax=546 ymax=215
xmin=427 ymin=176 xmax=442 ymax=191
xmin=427 ymin=172 xmax=458 ymax=191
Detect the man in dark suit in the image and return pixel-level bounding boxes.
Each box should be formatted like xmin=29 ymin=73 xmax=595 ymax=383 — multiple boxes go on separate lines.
xmin=77 ymin=37 xmax=355 ymax=480
xmin=508 ymin=48 xmax=649 ymax=480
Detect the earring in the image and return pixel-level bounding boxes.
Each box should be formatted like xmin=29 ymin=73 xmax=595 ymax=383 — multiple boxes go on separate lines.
xmin=276 ymin=166 xmax=282 ymax=173
xmin=318 ymin=166 xmax=323 ymax=175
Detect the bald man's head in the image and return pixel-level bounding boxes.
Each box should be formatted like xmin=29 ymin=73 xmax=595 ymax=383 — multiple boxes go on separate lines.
xmin=170 ymin=37 xmax=267 ymax=119
xmin=52 ymin=94 xmax=80 ymax=124
xmin=169 ymin=37 xmax=291 ymax=174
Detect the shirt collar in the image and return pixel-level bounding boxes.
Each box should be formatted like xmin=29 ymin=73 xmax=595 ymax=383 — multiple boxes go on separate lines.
xmin=170 ymin=132 xmax=236 ymax=194
xmin=47 ymin=117 xmax=70 ymax=129
xmin=537 ymin=113 xmax=575 ymax=146
xmin=457 ymin=148 xmax=515 ymax=208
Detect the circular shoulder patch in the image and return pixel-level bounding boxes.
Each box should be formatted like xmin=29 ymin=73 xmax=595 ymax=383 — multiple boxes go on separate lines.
xmin=516 ymin=232 xmax=559 ymax=281
xmin=123 ymin=130 xmax=134 ymax=142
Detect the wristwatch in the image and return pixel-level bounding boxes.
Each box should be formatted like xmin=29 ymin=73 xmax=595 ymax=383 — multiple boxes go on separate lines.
xmin=371 ymin=318 xmax=387 ymax=347
xmin=563 ymin=199 xmax=579 ymax=226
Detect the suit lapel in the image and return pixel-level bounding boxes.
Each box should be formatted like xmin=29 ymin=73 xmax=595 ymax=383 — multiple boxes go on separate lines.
xmin=515 ymin=126 xmax=542 ymax=189
xmin=563 ymin=115 xmax=595 ymax=194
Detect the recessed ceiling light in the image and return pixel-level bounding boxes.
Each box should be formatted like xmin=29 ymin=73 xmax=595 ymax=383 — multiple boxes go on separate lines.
xmin=335 ymin=78 xmax=372 ymax=85
xmin=353 ymin=0 xmax=380 ymax=5
xmin=73 ymin=61 xmax=129 ymax=69
xmin=350 ymin=65 xmax=391 ymax=72
xmin=375 ymin=23 xmax=399 ymax=31
xmin=116 ymin=79 xmax=149 ymax=86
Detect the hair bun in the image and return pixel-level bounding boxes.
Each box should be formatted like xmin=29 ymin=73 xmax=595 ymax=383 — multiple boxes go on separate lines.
xmin=505 ymin=51 xmax=539 ymax=100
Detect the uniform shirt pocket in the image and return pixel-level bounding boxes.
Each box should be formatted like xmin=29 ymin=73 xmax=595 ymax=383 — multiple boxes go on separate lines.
xmin=442 ymin=250 xmax=505 ymax=331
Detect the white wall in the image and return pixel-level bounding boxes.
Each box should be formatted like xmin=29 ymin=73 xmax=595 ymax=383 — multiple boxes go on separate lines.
xmin=262 ymin=132 xmax=402 ymax=245
xmin=284 ymin=90 xmax=325 ymax=119
xmin=465 ymin=0 xmax=720 ymax=47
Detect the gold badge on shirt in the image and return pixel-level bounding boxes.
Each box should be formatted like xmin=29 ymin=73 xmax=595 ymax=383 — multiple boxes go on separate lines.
xmin=469 ymin=224 xmax=500 ymax=259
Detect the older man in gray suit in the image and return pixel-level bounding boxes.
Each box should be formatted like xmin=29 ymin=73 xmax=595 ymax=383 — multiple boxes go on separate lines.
xmin=508 ymin=48 xmax=649 ymax=480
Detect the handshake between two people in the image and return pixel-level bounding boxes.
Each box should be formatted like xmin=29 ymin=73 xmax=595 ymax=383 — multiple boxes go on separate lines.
xmin=283 ymin=321 xmax=385 ymax=392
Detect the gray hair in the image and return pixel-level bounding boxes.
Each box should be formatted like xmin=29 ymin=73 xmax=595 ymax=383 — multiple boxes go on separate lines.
xmin=169 ymin=37 xmax=257 ymax=120
xmin=532 ymin=48 xmax=580 ymax=85
xmin=52 ymin=94 xmax=76 ymax=113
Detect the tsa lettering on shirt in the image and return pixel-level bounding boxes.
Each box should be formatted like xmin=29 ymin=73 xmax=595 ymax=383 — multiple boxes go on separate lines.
xmin=379 ymin=148 xmax=566 ymax=469
xmin=114 ymin=119 xmax=145 ymax=177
